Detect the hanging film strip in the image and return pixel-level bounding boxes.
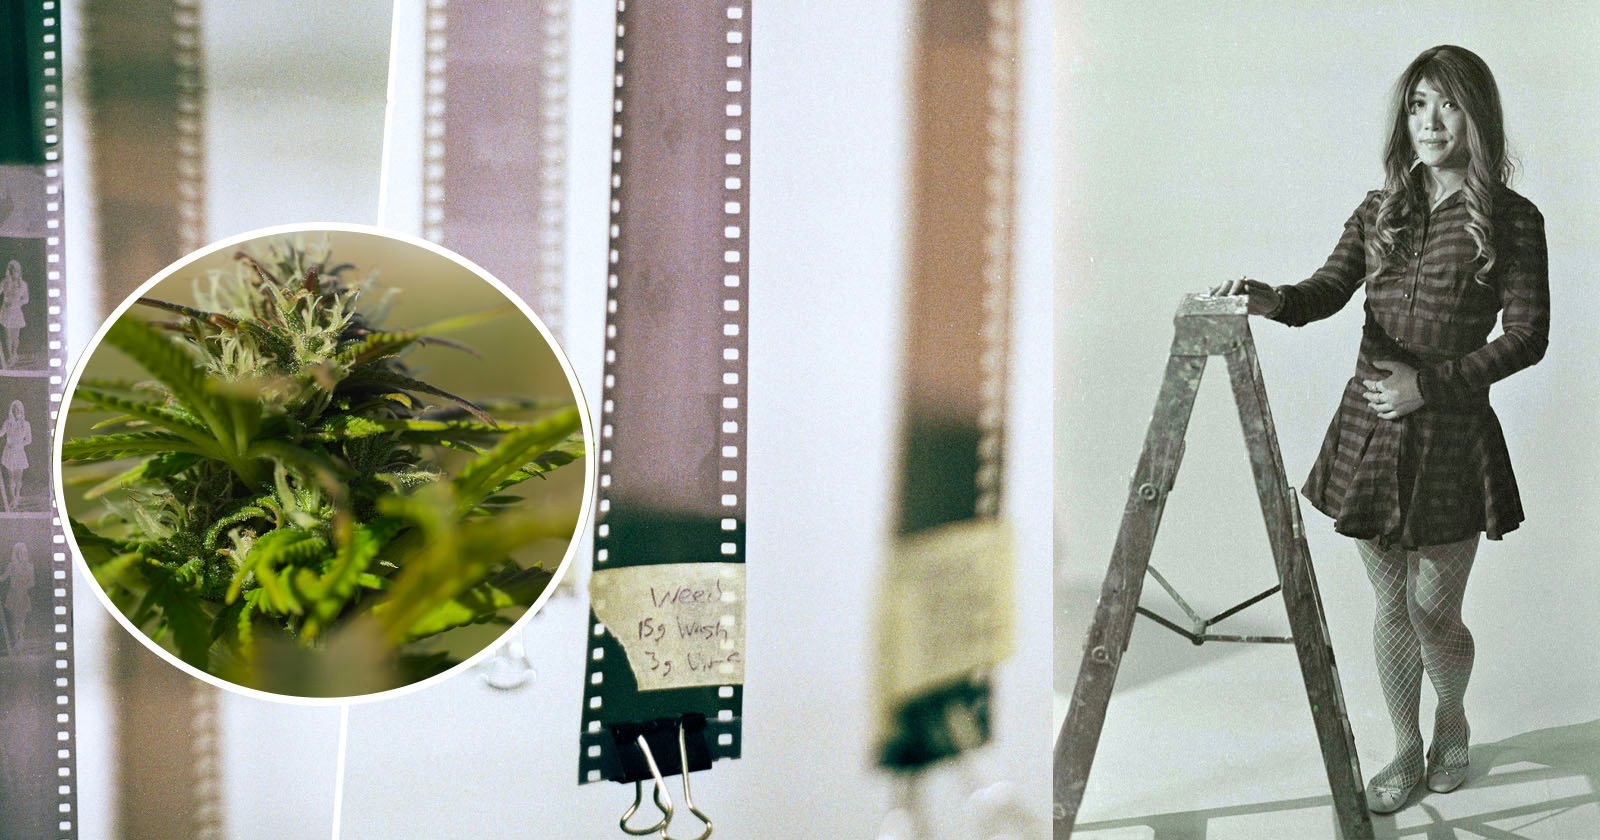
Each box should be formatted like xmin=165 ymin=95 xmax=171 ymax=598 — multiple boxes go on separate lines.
xmin=875 ymin=0 xmax=1020 ymax=771
xmin=578 ymin=0 xmax=750 ymax=814
xmin=417 ymin=2 xmax=575 ymax=690
xmin=421 ymin=0 xmax=568 ymax=337
xmin=85 ymin=4 xmax=225 ymax=837
xmin=85 ymin=0 xmax=205 ymax=318
xmin=0 ymin=3 xmax=77 ymax=837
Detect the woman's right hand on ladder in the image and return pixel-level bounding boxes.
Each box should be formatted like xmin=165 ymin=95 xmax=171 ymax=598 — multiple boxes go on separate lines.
xmin=1207 ymin=276 xmax=1282 ymax=316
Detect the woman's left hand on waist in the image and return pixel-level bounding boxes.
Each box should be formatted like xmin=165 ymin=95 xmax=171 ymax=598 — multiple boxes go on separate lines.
xmin=1362 ymin=360 xmax=1426 ymax=421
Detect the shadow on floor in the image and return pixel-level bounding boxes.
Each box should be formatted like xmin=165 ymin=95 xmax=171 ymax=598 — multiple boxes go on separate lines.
xmin=1072 ymin=719 xmax=1600 ymax=840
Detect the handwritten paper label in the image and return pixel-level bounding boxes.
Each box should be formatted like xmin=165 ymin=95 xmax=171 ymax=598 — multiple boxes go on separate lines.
xmin=876 ymin=519 xmax=1015 ymax=714
xmin=590 ymin=562 xmax=745 ymax=691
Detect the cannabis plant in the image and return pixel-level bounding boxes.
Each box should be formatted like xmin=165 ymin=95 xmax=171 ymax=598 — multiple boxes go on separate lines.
xmin=65 ymin=239 xmax=584 ymax=694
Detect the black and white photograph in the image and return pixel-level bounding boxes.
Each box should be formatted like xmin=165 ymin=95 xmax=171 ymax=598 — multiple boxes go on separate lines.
xmin=0 ymin=236 xmax=49 ymax=372
xmin=0 ymin=165 xmax=49 ymax=240
xmin=1055 ymin=3 xmax=1600 ymax=838
xmin=0 ymin=374 xmax=48 ymax=514
xmin=0 ymin=515 xmax=65 ymax=839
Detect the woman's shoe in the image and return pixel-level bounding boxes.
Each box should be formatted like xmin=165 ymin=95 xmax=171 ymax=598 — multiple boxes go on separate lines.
xmin=1426 ymin=721 xmax=1470 ymax=794
xmin=1364 ymin=777 xmax=1418 ymax=814
xmin=1426 ymin=761 xmax=1468 ymax=794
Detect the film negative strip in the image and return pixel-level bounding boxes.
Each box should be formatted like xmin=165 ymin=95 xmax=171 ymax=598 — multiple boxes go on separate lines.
xmin=0 ymin=4 xmax=78 ymax=837
xmin=420 ymin=2 xmax=578 ymax=636
xmin=84 ymin=4 xmax=224 ymax=836
xmin=578 ymin=1 xmax=750 ymax=788
xmin=875 ymin=0 xmax=1020 ymax=771
xmin=421 ymin=0 xmax=569 ymax=338
xmin=414 ymin=4 xmax=576 ymax=692
xmin=85 ymin=0 xmax=205 ymax=318
xmin=111 ymin=640 xmax=226 ymax=840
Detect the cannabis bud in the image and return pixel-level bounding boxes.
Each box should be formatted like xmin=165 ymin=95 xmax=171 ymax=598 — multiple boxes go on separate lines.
xmin=64 ymin=237 xmax=585 ymax=695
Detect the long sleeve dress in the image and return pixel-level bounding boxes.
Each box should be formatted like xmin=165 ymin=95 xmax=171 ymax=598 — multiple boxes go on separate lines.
xmin=2 ymin=552 xmax=30 ymax=631
xmin=1 ymin=417 xmax=29 ymax=472
xmin=1270 ymin=183 xmax=1550 ymax=549
xmin=0 ymin=273 xmax=26 ymax=330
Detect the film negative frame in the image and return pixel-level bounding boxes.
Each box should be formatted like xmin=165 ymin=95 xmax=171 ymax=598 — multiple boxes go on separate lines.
xmin=876 ymin=0 xmax=1021 ymax=771
xmin=421 ymin=0 xmax=569 ymax=338
xmin=0 ymin=3 xmax=77 ymax=836
xmin=577 ymin=1 xmax=751 ymax=786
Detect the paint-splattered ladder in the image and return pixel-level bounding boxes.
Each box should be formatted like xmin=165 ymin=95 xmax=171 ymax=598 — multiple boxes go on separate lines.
xmin=1052 ymin=293 xmax=1373 ymax=840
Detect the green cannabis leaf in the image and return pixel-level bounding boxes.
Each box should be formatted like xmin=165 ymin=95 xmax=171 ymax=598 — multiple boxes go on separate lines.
xmin=65 ymin=238 xmax=584 ymax=694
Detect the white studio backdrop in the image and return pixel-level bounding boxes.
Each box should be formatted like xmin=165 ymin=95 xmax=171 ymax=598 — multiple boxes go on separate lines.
xmin=352 ymin=0 xmax=1053 ymax=838
xmin=1056 ymin=0 xmax=1600 ymax=822
xmin=62 ymin=1 xmax=394 ymax=837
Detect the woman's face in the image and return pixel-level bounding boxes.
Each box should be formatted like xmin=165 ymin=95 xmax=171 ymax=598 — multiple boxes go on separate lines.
xmin=1408 ymin=78 xmax=1470 ymax=171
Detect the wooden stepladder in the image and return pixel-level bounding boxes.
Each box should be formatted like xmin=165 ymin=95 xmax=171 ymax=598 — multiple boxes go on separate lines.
xmin=1052 ymin=294 xmax=1373 ymax=840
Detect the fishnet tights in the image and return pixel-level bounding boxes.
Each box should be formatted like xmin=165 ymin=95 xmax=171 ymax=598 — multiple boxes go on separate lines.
xmin=1357 ymin=536 xmax=1478 ymax=791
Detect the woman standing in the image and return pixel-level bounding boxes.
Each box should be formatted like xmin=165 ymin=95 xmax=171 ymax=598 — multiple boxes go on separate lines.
xmin=0 ymin=399 xmax=31 ymax=511
xmin=1212 ymin=45 xmax=1548 ymax=813
xmin=0 ymin=542 xmax=31 ymax=650
xmin=0 ymin=259 xmax=26 ymax=368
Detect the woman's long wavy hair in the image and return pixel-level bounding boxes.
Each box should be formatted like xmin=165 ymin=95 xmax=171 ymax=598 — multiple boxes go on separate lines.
xmin=1372 ymin=45 xmax=1513 ymax=285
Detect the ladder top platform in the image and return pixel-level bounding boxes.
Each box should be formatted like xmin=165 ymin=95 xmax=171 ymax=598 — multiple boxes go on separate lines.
xmin=1176 ymin=292 xmax=1248 ymax=318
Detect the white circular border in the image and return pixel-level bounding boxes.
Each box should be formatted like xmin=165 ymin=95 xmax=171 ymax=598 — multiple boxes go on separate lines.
xmin=52 ymin=221 xmax=597 ymax=707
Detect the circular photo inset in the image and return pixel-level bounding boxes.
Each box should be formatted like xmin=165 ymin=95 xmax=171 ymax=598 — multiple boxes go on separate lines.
xmin=56 ymin=225 xmax=592 ymax=700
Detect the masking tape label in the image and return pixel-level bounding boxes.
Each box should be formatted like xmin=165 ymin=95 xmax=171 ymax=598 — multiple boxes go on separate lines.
xmin=590 ymin=562 xmax=745 ymax=692
xmin=878 ymin=518 xmax=1015 ymax=707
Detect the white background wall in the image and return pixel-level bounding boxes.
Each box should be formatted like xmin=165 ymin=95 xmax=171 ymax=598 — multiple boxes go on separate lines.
xmin=1056 ymin=0 xmax=1600 ymax=813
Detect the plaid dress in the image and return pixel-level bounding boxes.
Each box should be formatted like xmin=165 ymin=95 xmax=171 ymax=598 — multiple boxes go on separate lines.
xmin=1271 ymin=183 xmax=1550 ymax=548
